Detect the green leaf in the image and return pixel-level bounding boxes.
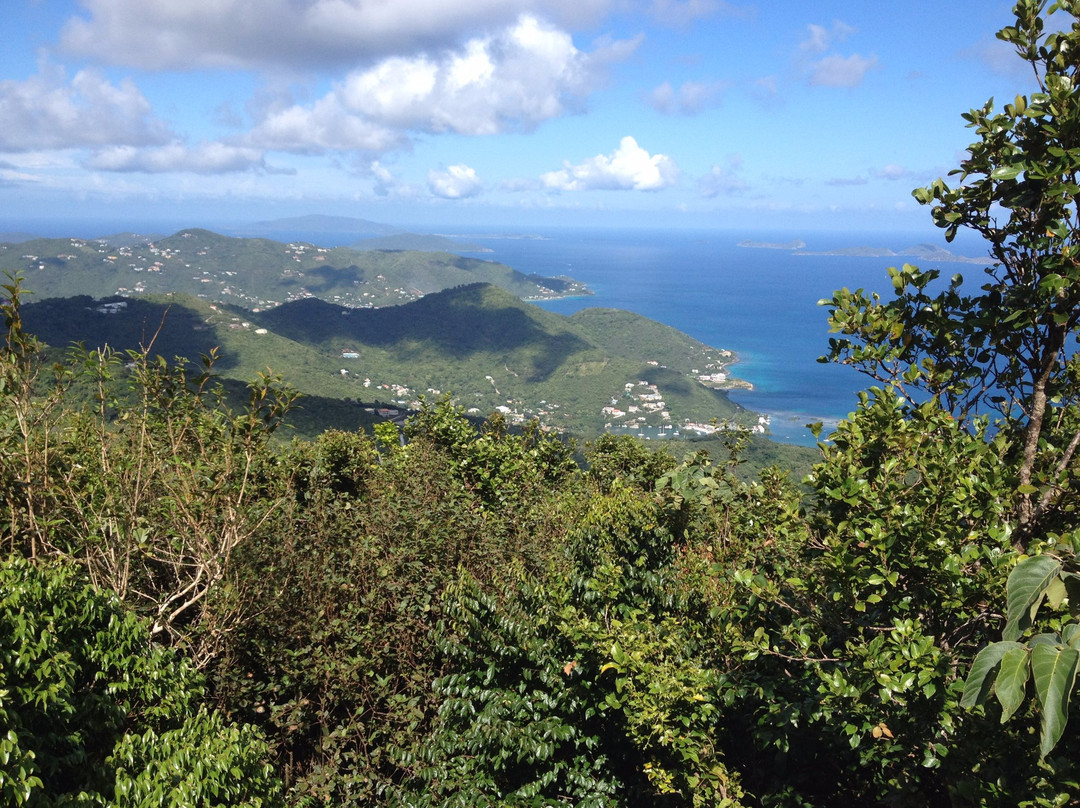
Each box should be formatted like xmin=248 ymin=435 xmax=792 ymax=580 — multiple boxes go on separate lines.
xmin=991 ymin=164 xmax=1023 ymax=180
xmin=995 ymin=646 xmax=1031 ymax=722
xmin=1047 ymin=577 xmax=1068 ymax=610
xmin=1031 ymin=643 xmax=1080 ymax=758
xmin=1004 ymin=555 xmax=1062 ymax=641
xmin=963 ymin=641 xmax=1024 ymax=708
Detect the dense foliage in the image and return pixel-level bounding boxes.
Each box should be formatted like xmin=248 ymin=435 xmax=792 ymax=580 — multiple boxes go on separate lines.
xmin=8 ymin=3 xmax=1080 ymax=805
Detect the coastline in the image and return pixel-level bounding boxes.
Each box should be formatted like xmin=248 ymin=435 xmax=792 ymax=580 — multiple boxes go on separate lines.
xmin=698 ymin=352 xmax=753 ymax=392
xmin=522 ymin=289 xmax=594 ymax=302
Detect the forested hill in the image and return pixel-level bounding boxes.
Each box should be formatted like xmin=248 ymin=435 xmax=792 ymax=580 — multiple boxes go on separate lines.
xmin=0 ymin=227 xmax=587 ymax=308
xmin=18 ymin=282 xmax=753 ymax=436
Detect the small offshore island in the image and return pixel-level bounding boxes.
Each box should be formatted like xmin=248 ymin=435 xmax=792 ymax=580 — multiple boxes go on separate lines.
xmin=737 ymin=237 xmax=984 ymax=264
xmin=736 ymin=238 xmax=807 ymax=250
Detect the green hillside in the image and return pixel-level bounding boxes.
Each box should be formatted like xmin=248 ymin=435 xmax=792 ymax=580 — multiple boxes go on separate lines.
xmin=18 ymin=284 xmax=754 ymax=437
xmin=0 ymin=228 xmax=588 ymax=309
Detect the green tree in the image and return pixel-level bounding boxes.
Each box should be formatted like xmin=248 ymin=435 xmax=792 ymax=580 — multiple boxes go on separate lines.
xmin=856 ymin=0 xmax=1080 ymax=765
xmin=407 ymin=454 xmax=746 ymax=808
xmin=725 ymin=1 xmax=1080 ymax=799
xmin=825 ymin=0 xmax=1080 ymax=543
xmin=0 ymin=556 xmax=281 ymax=807
xmin=212 ymin=403 xmax=582 ymax=806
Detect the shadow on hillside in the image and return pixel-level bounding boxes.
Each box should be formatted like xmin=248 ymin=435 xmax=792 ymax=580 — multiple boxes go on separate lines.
xmin=257 ymin=290 xmax=592 ymax=382
xmin=300 ymin=264 xmax=367 ymax=291
xmin=20 ymin=297 xmax=238 ymax=372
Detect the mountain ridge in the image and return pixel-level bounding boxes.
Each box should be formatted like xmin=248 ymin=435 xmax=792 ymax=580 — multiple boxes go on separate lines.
xmin=0 ymin=227 xmax=587 ymax=308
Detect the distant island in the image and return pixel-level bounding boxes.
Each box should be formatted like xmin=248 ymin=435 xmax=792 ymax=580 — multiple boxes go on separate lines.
xmin=233 ymin=213 xmax=400 ymax=237
xmin=737 ymin=238 xmax=985 ymax=264
xmin=228 ymin=214 xmax=488 ymax=254
xmin=350 ymin=232 xmax=490 ymax=253
xmin=439 ymin=232 xmax=550 ymax=241
xmin=737 ymin=239 xmax=807 ymax=250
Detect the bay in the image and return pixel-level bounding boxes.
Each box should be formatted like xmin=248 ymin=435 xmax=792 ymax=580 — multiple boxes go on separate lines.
xmin=449 ymin=226 xmax=990 ymax=446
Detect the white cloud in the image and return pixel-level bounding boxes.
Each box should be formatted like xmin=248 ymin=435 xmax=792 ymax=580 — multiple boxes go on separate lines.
xmin=964 ymin=36 xmax=1030 ymax=79
xmin=542 ymin=136 xmax=679 ymax=191
xmin=86 ymin=142 xmax=270 ymax=174
xmin=798 ymin=20 xmax=856 ymax=56
xmin=247 ymin=95 xmax=405 ymax=154
xmin=647 ymin=80 xmax=728 ymax=115
xmin=245 ymin=14 xmax=634 ymax=153
xmin=874 ymin=164 xmax=908 ymax=180
xmin=60 ymin=0 xmax=615 ymax=71
xmin=795 ymin=21 xmax=875 ymax=89
xmin=370 ymin=161 xmax=396 ymax=197
xmin=337 ymin=15 xmax=625 ymax=135
xmin=0 ymin=65 xmax=171 ymax=152
xmin=808 ymin=53 xmax=878 ymax=88
xmin=428 ymin=164 xmax=483 ymax=199
xmin=825 ymin=175 xmax=869 ymax=187
xmin=699 ymin=157 xmax=746 ymax=197
xmin=360 ymin=160 xmax=423 ymax=198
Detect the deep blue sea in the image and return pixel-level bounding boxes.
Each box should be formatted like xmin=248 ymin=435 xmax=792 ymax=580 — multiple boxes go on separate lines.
xmin=442 ymin=226 xmax=991 ymax=446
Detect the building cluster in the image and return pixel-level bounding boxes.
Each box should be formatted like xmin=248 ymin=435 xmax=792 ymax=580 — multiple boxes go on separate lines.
xmin=601 ymin=381 xmax=671 ymax=428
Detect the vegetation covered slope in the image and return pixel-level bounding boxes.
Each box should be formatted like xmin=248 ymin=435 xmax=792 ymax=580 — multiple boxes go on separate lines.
xmin=17 ymin=282 xmax=754 ymax=436
xmin=0 ymin=227 xmax=587 ymax=309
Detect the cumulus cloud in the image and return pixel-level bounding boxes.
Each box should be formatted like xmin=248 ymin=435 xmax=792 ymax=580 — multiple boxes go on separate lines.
xmin=85 ymin=142 xmax=270 ymax=174
xmin=337 ymin=15 xmax=628 ymax=135
xmin=874 ymin=164 xmax=908 ymax=180
xmin=60 ymin=0 xmax=615 ymax=71
xmin=428 ymin=164 xmax=483 ymax=199
xmin=647 ymin=80 xmax=728 ymax=115
xmin=370 ymin=161 xmax=397 ymax=197
xmin=541 ymin=136 xmax=679 ymax=191
xmin=247 ymin=95 xmax=405 ymax=154
xmin=798 ymin=21 xmax=856 ymax=56
xmin=246 ymin=14 xmax=635 ymax=152
xmin=0 ymin=65 xmax=171 ymax=152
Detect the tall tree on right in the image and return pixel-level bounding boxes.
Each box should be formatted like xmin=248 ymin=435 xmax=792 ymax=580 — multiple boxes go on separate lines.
xmin=826 ymin=0 xmax=1080 ymax=545
xmin=821 ymin=0 xmax=1080 ymax=763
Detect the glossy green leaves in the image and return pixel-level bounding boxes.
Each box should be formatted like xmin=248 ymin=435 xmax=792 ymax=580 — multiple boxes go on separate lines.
xmin=964 ymin=553 xmax=1080 ymax=757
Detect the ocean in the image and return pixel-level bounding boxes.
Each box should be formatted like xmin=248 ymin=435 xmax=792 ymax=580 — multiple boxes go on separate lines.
xmin=442 ymin=226 xmax=991 ymax=446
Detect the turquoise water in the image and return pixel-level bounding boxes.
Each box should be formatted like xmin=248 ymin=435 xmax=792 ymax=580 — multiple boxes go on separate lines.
xmin=449 ymin=227 xmax=989 ymax=445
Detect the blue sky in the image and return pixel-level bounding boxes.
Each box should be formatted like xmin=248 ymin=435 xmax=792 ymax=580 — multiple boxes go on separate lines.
xmin=0 ymin=0 xmax=1037 ymax=233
